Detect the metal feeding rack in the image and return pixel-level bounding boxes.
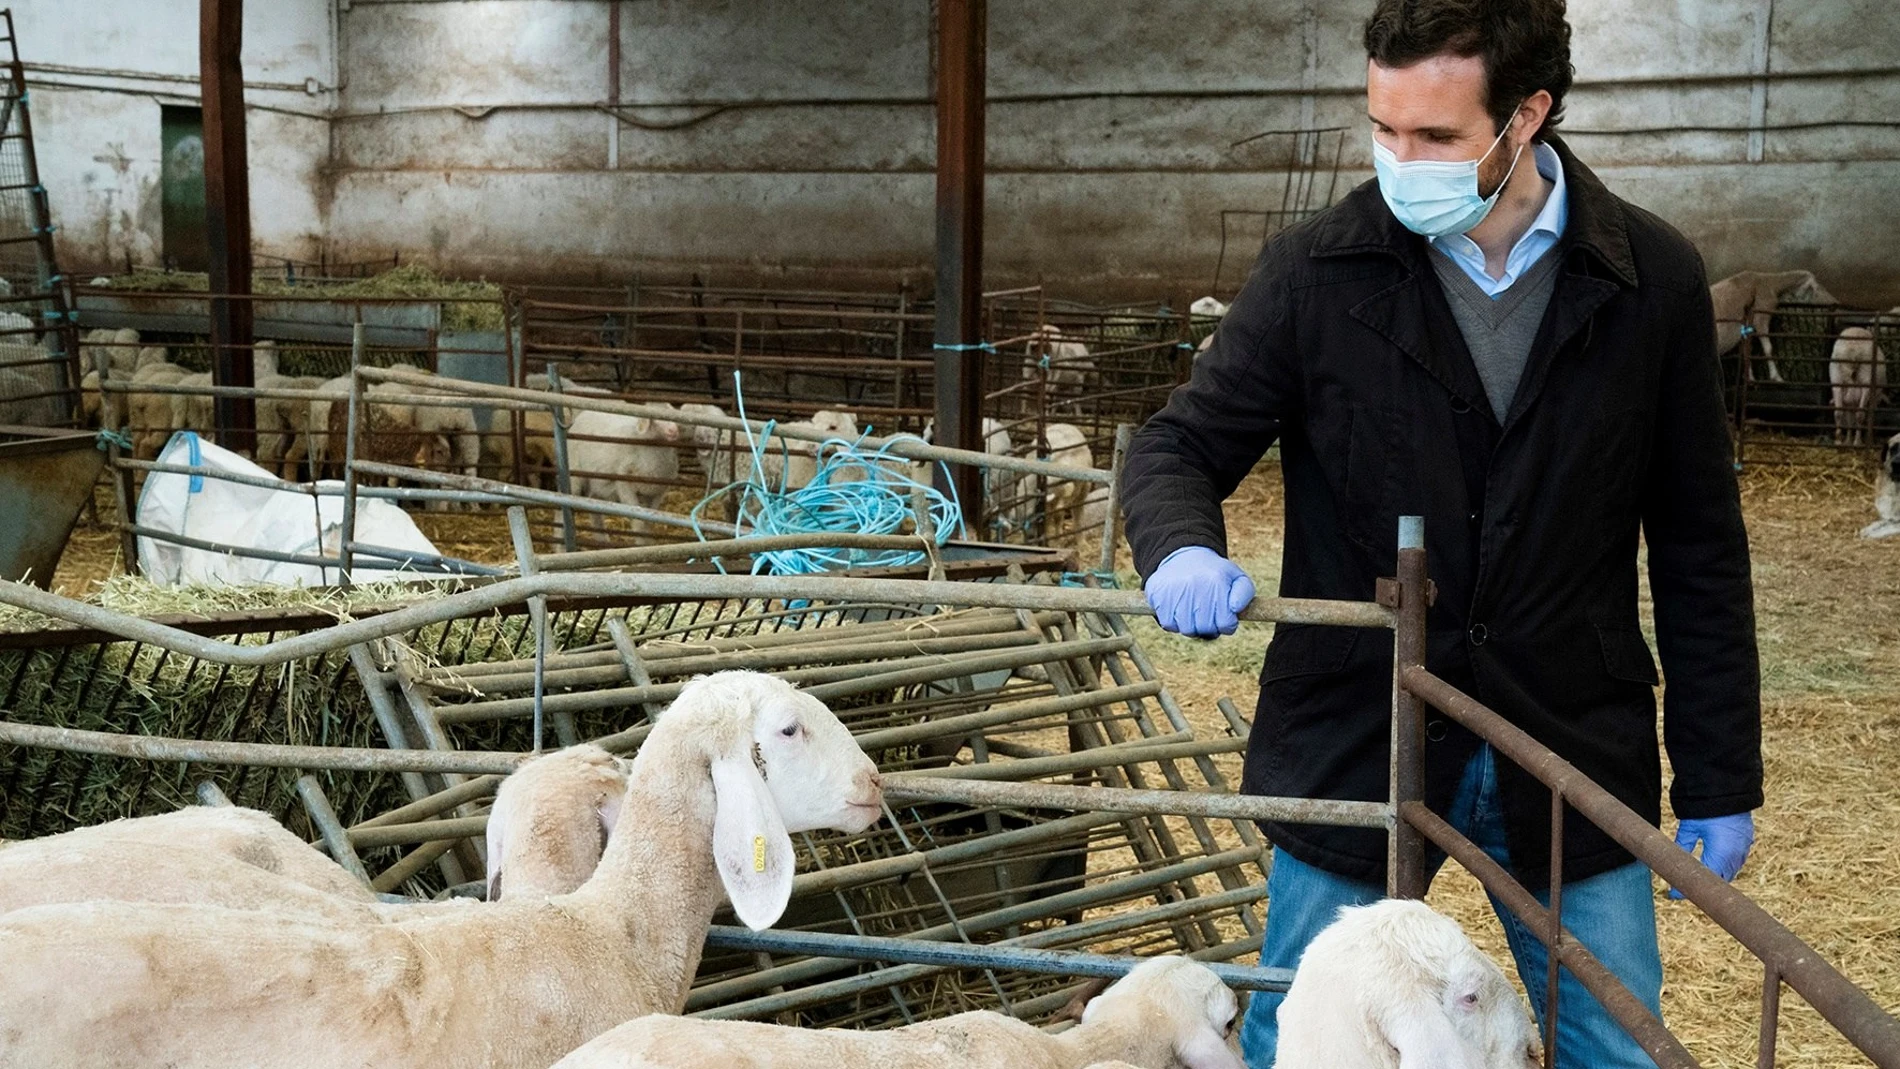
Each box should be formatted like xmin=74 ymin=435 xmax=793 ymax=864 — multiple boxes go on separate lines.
xmin=0 ymin=520 xmax=1895 ymax=1064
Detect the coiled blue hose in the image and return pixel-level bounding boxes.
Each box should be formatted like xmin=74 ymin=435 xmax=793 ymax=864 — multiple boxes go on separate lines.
xmin=690 ymin=373 xmax=962 ymax=575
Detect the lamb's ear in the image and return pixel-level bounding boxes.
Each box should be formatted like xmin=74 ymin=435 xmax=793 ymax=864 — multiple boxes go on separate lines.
xmin=1384 ymin=998 xmax=1486 ymax=1069
xmin=1173 ymin=982 xmax=1246 ymax=1069
xmin=596 ymin=792 xmax=624 ymax=853
xmin=708 ymin=749 xmax=794 ymax=930
xmin=484 ymin=786 xmax=513 ymax=902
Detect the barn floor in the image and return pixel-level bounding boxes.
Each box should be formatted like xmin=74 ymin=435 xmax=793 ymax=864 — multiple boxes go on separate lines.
xmin=45 ymin=449 xmax=1900 ymax=1065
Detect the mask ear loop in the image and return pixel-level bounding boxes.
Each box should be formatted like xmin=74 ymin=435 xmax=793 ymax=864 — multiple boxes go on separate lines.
xmin=1481 ymin=100 xmax=1532 ymax=199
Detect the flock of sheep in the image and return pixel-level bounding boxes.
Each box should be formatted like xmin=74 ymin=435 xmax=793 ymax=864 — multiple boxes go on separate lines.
xmin=72 ymin=326 xmax=1113 ymax=542
xmin=1706 ymin=270 xmax=1896 ymax=446
xmin=0 ymin=670 xmax=1542 ymax=1068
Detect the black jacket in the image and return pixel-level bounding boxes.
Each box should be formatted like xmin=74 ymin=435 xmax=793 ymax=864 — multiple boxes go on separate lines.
xmin=1121 ymin=138 xmax=1762 ymax=889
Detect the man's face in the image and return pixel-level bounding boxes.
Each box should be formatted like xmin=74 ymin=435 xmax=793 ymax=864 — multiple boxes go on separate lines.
xmin=1368 ymin=54 xmax=1516 ymax=199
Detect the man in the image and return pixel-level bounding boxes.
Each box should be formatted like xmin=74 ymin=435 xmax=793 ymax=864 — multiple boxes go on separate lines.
xmin=1120 ymin=2 xmax=1762 ymax=1066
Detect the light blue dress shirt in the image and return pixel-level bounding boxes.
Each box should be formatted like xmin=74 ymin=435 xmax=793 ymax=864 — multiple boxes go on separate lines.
xmin=1430 ymin=141 xmax=1568 ymax=298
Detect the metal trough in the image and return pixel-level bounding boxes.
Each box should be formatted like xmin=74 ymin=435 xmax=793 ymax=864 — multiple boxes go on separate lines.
xmin=0 ymin=424 xmax=102 ymax=588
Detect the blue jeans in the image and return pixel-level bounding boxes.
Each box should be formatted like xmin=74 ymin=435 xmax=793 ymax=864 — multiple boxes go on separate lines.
xmin=1240 ymin=746 xmax=1663 ymax=1069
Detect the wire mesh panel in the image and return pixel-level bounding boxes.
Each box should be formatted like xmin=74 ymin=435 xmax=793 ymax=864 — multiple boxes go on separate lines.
xmin=1727 ymin=301 xmax=1900 ymax=465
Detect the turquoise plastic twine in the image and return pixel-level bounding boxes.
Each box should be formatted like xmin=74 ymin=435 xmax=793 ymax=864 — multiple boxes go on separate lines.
xmin=689 ymin=371 xmax=963 ymax=577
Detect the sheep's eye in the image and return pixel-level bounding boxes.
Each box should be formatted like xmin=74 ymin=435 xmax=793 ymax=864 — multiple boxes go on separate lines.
xmin=1460 ymin=992 xmax=1481 ymax=1007
xmin=780 ymin=723 xmax=800 ymax=737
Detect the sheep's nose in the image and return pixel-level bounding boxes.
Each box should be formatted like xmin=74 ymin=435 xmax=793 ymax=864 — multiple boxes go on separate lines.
xmin=858 ymin=767 xmax=884 ymax=801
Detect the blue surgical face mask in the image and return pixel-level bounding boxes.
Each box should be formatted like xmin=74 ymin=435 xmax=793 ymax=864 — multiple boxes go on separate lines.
xmin=1372 ymin=115 xmax=1526 ymax=239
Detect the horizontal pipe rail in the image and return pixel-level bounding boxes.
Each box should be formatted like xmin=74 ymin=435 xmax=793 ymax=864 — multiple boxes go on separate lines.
xmin=699 ymin=925 xmax=1291 ymax=992
xmin=0 ymin=572 xmax=1392 ymax=667
xmin=884 ymin=775 xmax=1388 ymax=828
xmin=1400 ymin=665 xmax=1900 ymax=1068
xmin=0 ymin=718 xmax=523 ymax=774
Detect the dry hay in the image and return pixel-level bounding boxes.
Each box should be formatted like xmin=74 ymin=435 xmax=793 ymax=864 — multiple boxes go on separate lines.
xmin=99 ymin=264 xmax=506 ymax=332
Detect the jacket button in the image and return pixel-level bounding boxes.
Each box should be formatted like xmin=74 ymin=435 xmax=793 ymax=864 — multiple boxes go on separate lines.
xmin=1450 ymin=397 xmax=1473 ymax=414
xmin=1427 ymin=719 xmax=1449 ymax=742
xmin=1468 ymin=623 xmax=1489 ymax=646
xmin=1467 ymin=510 xmax=1479 ymax=526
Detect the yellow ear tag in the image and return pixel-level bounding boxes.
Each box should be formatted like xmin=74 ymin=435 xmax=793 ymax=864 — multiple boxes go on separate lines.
xmin=753 ymin=835 xmax=767 ymax=873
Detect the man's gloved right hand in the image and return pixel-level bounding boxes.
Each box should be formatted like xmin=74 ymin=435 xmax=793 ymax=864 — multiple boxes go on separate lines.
xmin=1144 ymin=547 xmax=1256 ymax=639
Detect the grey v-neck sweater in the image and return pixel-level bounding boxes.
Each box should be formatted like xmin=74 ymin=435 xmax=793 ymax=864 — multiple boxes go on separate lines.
xmin=1427 ymin=243 xmax=1563 ymax=423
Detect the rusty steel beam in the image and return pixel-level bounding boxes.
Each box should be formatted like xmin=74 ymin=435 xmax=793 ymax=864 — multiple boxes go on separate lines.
xmin=932 ymin=0 xmax=987 ymax=527
xmin=1386 ymin=515 xmax=1429 ymax=898
xmin=1400 ymin=666 xmax=1900 ymax=1068
xmin=200 ymin=0 xmax=255 ymax=452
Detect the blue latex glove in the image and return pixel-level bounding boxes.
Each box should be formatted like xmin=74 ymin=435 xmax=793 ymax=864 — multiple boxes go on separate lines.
xmin=1668 ymin=812 xmax=1756 ymax=899
xmin=1144 ymin=547 xmax=1256 ymax=639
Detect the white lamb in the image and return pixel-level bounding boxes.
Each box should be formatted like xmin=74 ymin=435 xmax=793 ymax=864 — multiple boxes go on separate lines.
xmin=1708 ymin=269 xmax=1832 ymax=383
xmin=0 ymin=745 xmax=632 ymax=921
xmin=1830 ymin=326 xmax=1887 ymax=447
xmin=570 ymin=406 xmax=685 ymax=532
xmin=1026 ymin=324 xmax=1096 ymax=407
xmin=1272 ymin=899 xmax=1541 ymax=1069
xmin=549 ymin=955 xmax=1244 ymax=1069
xmin=1040 ymin=422 xmax=1099 ymax=546
xmin=484 ymin=743 xmax=629 ymax=900
xmin=0 ymin=671 xmax=883 ymax=1069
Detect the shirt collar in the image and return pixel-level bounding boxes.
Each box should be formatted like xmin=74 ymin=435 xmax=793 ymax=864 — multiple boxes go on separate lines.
xmin=1526 ymin=140 xmax=1568 ymax=242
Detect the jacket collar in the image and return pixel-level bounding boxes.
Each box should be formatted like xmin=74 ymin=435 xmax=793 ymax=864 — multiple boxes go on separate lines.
xmin=1311 ymin=136 xmax=1637 ymax=290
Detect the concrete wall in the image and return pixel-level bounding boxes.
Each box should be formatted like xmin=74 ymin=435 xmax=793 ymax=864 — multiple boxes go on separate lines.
xmin=20 ymin=0 xmax=333 ymax=270
xmin=28 ymin=0 xmax=1900 ymax=304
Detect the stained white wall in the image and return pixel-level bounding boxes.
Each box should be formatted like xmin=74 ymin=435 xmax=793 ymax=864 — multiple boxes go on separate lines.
xmin=23 ymin=0 xmax=1900 ymax=303
xmin=19 ymin=0 xmax=333 ymax=269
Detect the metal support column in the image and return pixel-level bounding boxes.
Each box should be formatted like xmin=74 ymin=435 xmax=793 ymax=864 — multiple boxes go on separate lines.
xmin=1387 ymin=515 xmax=1429 ymax=897
xmin=200 ymin=0 xmax=255 ymax=453
xmin=932 ymin=0 xmax=987 ymax=530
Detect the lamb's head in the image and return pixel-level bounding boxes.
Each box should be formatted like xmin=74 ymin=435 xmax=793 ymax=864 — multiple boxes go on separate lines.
xmin=809 ymin=409 xmax=859 ymax=438
xmin=485 ymin=744 xmax=629 ymax=901
xmin=1882 ymin=431 xmax=1900 ymax=483
xmin=1287 ymin=899 xmax=1540 ymax=1069
xmin=664 ymin=671 xmax=882 ymax=929
xmin=1080 ymin=956 xmax=1245 ymax=1069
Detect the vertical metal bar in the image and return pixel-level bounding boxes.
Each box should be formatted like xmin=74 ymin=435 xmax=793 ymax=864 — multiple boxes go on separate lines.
xmin=195 ymin=780 xmax=233 ymax=806
xmin=1388 ymin=515 xmax=1429 ymax=898
xmin=932 ymin=0 xmax=987 ymax=528
xmin=508 ymin=507 xmax=553 ymax=751
xmin=200 ymin=0 xmax=255 ymax=453
xmin=1098 ymin=422 xmax=1132 ymax=575
xmin=337 ymin=321 xmax=364 ymax=586
xmin=1758 ymin=963 xmax=1782 ymax=1069
xmin=297 ymin=773 xmax=371 ymax=887
xmin=605 ymin=616 xmax=662 ymax=724
xmin=1547 ymin=791 xmax=1566 ymax=1069
xmin=546 ymin=363 xmax=577 ymax=552
xmin=6 ymin=40 xmax=80 ymax=423
xmin=94 ymin=351 xmax=142 ymax=572
xmin=605 ymin=0 xmax=621 ymax=171
xmin=1735 ymin=327 xmax=1754 ymax=467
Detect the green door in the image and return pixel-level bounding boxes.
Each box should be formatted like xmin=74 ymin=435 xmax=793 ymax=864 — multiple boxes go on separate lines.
xmin=160 ymin=105 xmax=208 ymax=272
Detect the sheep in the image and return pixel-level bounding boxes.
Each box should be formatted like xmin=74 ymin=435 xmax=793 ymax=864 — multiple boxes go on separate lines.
xmin=1831 ymin=326 xmax=1888 ymax=447
xmin=569 ymin=406 xmax=685 ymax=533
xmin=0 ymin=805 xmax=381 ymax=923
xmin=548 ymin=955 xmax=1244 ymax=1069
xmin=127 ymin=354 xmax=189 ymax=459
xmin=407 ymin=381 xmax=484 ymax=508
xmin=484 ymin=743 xmax=629 ymax=900
xmin=1709 ymin=269 xmax=1833 ymax=383
xmin=1026 ymin=324 xmax=1096 ymax=409
xmin=256 ymin=374 xmax=325 ymax=479
xmin=0 ymin=744 xmax=637 ymax=924
xmin=1272 ymin=899 xmax=1541 ymax=1069
xmin=0 ymin=311 xmax=64 ymax=427
xmin=1039 ymin=422 xmax=1099 ymax=546
xmin=919 ymin=416 xmax=1021 ymax=534
xmin=323 ymin=379 xmax=426 ymax=481
xmin=0 ymin=670 xmax=883 ymax=1069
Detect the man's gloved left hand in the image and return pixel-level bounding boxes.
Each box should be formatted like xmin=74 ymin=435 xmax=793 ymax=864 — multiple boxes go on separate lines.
xmin=1668 ymin=812 xmax=1756 ymax=899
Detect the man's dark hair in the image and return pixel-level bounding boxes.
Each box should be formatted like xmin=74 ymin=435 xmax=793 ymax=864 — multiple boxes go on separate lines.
xmin=1363 ymin=0 xmax=1574 ymax=141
